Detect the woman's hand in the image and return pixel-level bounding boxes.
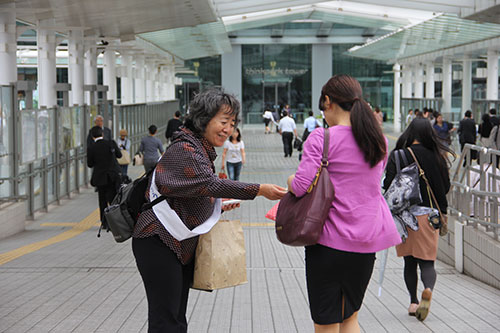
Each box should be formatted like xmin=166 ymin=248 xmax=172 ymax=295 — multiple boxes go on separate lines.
xmin=221 ymin=164 xmax=225 ymax=169
xmin=258 ymin=184 xmax=287 ymax=200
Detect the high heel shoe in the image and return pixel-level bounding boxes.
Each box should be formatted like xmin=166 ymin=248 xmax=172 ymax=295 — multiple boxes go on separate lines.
xmin=416 ymin=288 xmax=432 ymax=321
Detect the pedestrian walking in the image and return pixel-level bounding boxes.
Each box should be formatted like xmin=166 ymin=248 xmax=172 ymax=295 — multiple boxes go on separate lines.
xmin=278 ymin=110 xmax=298 ymax=157
xmin=458 ymin=110 xmax=477 ymax=165
xmin=116 ymin=129 xmax=131 ymax=176
xmin=86 ymin=115 xmax=112 ymax=147
xmin=221 ymin=128 xmax=245 ymax=181
xmin=287 ymin=75 xmax=400 ymax=332
xmin=132 ymin=88 xmax=287 ymax=332
xmin=165 ymin=111 xmax=183 ymax=144
xmin=302 ymin=110 xmax=321 ymax=141
xmin=262 ymin=108 xmax=274 ymax=134
xmin=384 ymin=118 xmax=453 ymax=322
xmin=433 ymin=112 xmax=455 ymax=147
xmin=138 ymin=125 xmax=164 ymax=173
xmin=87 ymin=126 xmax=122 ymax=232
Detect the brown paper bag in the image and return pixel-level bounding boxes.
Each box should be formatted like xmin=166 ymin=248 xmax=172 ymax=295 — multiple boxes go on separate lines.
xmin=192 ymin=219 xmax=247 ymax=291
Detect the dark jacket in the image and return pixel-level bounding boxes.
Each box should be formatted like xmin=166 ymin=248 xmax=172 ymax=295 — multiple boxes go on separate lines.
xmin=87 ymin=139 xmax=122 ymax=187
xmin=86 ymin=127 xmax=112 ymax=147
xmin=458 ymin=117 xmax=476 ymax=145
xmin=479 ymin=114 xmax=493 ymax=138
xmin=165 ymin=118 xmax=183 ymax=140
xmin=384 ymin=144 xmax=450 ymax=213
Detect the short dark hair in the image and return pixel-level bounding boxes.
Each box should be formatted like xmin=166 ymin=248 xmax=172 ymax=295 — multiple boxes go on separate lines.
xmin=465 ymin=110 xmax=472 ymax=118
xmin=308 ymin=110 xmax=313 ymax=116
xmin=174 ymin=110 xmax=181 ymax=118
xmin=184 ymin=87 xmax=240 ymax=135
xmin=148 ymin=125 xmax=157 ymax=135
xmin=90 ymin=126 xmax=103 ymax=138
xmin=489 ymin=108 xmax=497 ymax=115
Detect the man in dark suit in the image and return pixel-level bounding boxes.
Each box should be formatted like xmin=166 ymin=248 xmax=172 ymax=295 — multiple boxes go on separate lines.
xmin=165 ymin=110 xmax=183 ymax=143
xmin=458 ymin=110 xmax=477 ymax=165
xmin=86 ymin=115 xmax=112 ymax=147
xmin=87 ymin=126 xmax=122 ymax=230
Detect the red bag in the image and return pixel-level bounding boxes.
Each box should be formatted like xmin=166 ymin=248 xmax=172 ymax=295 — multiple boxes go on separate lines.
xmin=275 ymin=129 xmax=335 ymax=246
xmin=218 ymin=169 xmax=227 ymax=179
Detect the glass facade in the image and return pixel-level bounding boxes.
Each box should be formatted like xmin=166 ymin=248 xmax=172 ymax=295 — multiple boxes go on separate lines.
xmin=176 ymin=43 xmax=395 ymax=123
xmin=332 ymin=44 xmax=394 ymax=119
xmin=242 ymin=44 xmax=311 ymax=123
xmin=176 ymin=56 xmax=221 ymax=114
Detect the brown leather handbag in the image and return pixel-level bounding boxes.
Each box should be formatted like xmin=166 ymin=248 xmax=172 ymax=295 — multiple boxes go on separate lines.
xmin=275 ymin=128 xmax=335 ymax=246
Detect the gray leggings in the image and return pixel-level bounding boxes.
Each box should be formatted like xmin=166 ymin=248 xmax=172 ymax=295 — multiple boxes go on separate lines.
xmin=144 ymin=160 xmax=157 ymax=173
xmin=404 ymin=256 xmax=436 ymax=304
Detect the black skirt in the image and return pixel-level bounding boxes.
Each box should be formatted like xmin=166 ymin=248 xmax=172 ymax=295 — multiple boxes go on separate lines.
xmin=305 ymin=244 xmax=375 ymax=325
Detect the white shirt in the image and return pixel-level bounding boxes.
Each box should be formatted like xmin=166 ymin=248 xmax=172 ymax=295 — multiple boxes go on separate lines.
xmin=223 ymin=140 xmax=244 ymax=163
xmin=304 ymin=116 xmax=320 ymax=132
xmin=263 ymin=111 xmax=273 ymax=119
xmin=278 ymin=116 xmax=296 ymax=133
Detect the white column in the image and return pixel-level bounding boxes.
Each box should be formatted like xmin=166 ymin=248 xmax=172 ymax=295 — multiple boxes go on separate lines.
xmin=311 ymin=44 xmax=332 ymax=116
xmin=414 ymin=64 xmax=424 ymax=98
xmin=425 ymin=62 xmax=435 ymax=98
xmin=0 ymin=4 xmax=17 ymax=85
xmin=221 ymin=44 xmax=242 ymax=104
xmin=146 ymin=60 xmax=155 ymax=102
xmin=487 ymin=50 xmax=499 ymax=101
xmin=37 ymin=20 xmax=57 ymax=108
xmin=166 ymin=65 xmax=176 ymax=100
xmin=84 ymin=46 xmax=97 ymax=105
xmin=402 ymin=65 xmax=412 ymax=98
xmin=121 ymin=54 xmax=133 ymax=104
xmin=103 ymin=49 xmax=116 ymax=103
xmin=462 ymin=55 xmax=472 ymax=115
xmin=442 ymin=57 xmax=452 ymax=114
xmin=68 ymin=30 xmax=84 ymax=106
xmin=393 ymin=63 xmax=401 ymax=132
xmin=135 ymin=55 xmax=146 ymax=103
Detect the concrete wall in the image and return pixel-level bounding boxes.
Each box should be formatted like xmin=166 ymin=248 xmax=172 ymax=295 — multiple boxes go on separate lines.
xmin=0 ymin=202 xmax=26 ymax=239
xmin=438 ymin=216 xmax=500 ymax=289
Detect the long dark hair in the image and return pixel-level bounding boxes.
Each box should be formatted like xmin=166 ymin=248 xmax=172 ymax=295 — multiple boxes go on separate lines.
xmin=395 ymin=118 xmax=453 ymax=172
xmin=319 ymin=74 xmax=386 ymax=167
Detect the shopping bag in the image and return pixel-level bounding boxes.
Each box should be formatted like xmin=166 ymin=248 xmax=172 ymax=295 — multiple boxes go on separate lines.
xmin=117 ymin=149 xmax=131 ymax=165
xmin=192 ymin=219 xmax=247 ymax=291
xmin=133 ymin=153 xmax=143 ymax=166
xmin=265 ymin=202 xmax=279 ymax=221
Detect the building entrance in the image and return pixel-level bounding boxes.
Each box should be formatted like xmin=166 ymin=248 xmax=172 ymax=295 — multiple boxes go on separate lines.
xmin=262 ymin=80 xmax=291 ymax=113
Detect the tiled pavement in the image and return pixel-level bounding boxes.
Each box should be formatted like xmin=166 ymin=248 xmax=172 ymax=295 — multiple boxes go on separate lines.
xmin=1 ymin=124 xmax=500 ymax=332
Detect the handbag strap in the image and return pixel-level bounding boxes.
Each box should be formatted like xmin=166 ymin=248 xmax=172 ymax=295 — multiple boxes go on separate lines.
xmin=407 ymin=147 xmax=444 ymax=218
xmin=307 ymin=128 xmax=330 ymax=193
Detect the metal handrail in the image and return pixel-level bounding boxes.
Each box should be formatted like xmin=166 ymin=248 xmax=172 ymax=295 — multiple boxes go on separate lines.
xmin=448 ymin=144 xmax=500 ymax=240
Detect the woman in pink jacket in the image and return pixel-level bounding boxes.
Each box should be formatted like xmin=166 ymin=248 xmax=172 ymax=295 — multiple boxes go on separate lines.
xmin=287 ymin=75 xmax=400 ymax=332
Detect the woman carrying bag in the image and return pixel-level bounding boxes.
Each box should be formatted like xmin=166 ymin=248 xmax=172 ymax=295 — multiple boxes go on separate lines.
xmin=132 ymin=88 xmax=286 ymax=332
xmin=287 ymin=75 xmax=400 ymax=332
xmin=384 ymin=118 xmax=452 ymax=321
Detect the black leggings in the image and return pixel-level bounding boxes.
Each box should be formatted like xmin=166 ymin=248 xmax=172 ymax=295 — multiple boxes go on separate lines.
xmin=403 ymin=256 xmax=436 ymax=304
xmin=132 ymin=236 xmax=194 ymax=333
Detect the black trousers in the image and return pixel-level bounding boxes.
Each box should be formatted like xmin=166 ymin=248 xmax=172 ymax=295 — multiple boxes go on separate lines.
xmin=132 ymin=236 xmax=194 ymax=333
xmin=282 ymin=131 xmax=294 ymax=157
xmin=96 ymin=184 xmax=117 ymax=227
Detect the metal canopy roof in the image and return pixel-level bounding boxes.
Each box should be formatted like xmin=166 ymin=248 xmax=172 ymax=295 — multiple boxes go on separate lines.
xmin=139 ymin=1 xmax=436 ymax=59
xmin=348 ymin=13 xmax=500 ymax=62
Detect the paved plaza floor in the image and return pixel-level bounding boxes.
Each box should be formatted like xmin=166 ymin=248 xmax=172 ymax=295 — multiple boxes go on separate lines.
xmin=1 ymin=124 xmax=500 ymax=332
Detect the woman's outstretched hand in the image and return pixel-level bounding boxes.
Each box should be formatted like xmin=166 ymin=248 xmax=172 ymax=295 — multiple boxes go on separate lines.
xmin=258 ymin=184 xmax=287 ymax=200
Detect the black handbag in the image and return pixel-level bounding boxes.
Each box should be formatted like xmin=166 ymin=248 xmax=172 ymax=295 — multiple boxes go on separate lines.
xmin=275 ymin=129 xmax=335 ymax=246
